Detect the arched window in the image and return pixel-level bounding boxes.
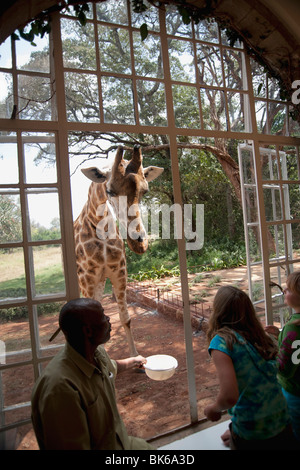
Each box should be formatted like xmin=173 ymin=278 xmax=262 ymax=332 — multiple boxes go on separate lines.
xmin=0 ymin=0 xmax=299 ymax=447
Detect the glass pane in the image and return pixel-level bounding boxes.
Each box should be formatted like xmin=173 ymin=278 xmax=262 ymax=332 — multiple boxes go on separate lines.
xmin=0 ymin=310 xmax=31 ymax=361
xmin=97 ymin=0 xmax=128 ymax=25
xmin=255 ymin=100 xmax=267 ymax=133
xmin=65 ymin=72 xmax=99 ymax=122
xmin=102 ymin=76 xmax=135 ymax=124
xmin=288 ymin=108 xmax=300 ymax=137
xmin=227 ymin=92 xmax=250 ymax=132
xmin=131 ymin=0 xmax=159 ymax=31
xmin=269 ymin=102 xmax=287 ymax=135
xmin=201 ymin=89 xmax=227 ymax=130
xmin=23 ymin=137 xmax=57 ymax=184
xmin=290 ymin=222 xmax=300 ymax=258
xmin=0 ymin=37 xmax=12 ymax=68
xmin=18 ymin=75 xmax=54 ymax=121
xmin=68 ymin=131 xmax=107 ymax=220
xmin=37 ymin=301 xmax=64 ymax=349
xmin=267 ymin=224 xmax=285 ymax=259
xmin=61 ymin=18 xmax=96 ymax=70
xmin=0 ymin=248 xmax=26 ymax=300
xmin=250 ymin=58 xmax=268 ymax=102
xmin=98 ymin=25 xmax=131 ymax=74
xmin=220 ymin=29 xmax=243 ymax=48
xmin=165 ymin=5 xmax=192 ymax=37
xmin=0 ymin=139 xmax=18 ymax=183
xmin=223 ymin=49 xmax=246 ymax=90
xmin=240 ymin=146 xmax=255 ymax=184
xmin=260 ymin=148 xmax=278 ymax=180
xmin=270 ymin=284 xmax=285 ymax=308
xmin=172 ymin=85 xmax=200 ymax=128
xmin=168 ymin=39 xmax=195 ymax=83
xmin=245 ymin=186 xmax=258 ymax=223
xmin=269 ymin=265 xmax=286 ymax=294
xmin=0 ymin=194 xmax=22 ymax=243
xmin=12 ymin=423 xmax=39 ymax=450
xmin=287 ymin=184 xmax=300 ymax=220
xmin=26 ymin=191 xmax=61 ymax=240
xmin=251 ymin=278 xmax=264 ymax=303
xmin=263 ymin=186 xmax=282 ymax=221
xmin=196 ymin=45 xmax=222 ymax=86
xmin=285 ymin=147 xmax=300 ymax=180
xmin=1 ymin=365 xmax=34 ymax=425
xmin=137 ymin=80 xmax=167 ymax=126
xmin=16 ymin=34 xmax=49 ymax=72
xmin=194 ymin=20 xmax=219 ymax=43
xmin=278 ymin=148 xmax=288 ymax=179
xmin=268 ymin=76 xmax=282 ymax=101
xmin=32 ymin=245 xmax=65 ymax=297
xmin=133 ymin=32 xmax=163 ymax=78
xmin=0 ymin=72 xmax=13 ymax=119
xmin=64 ymin=2 xmax=93 ymax=19
xmin=248 ymin=225 xmax=262 ymax=263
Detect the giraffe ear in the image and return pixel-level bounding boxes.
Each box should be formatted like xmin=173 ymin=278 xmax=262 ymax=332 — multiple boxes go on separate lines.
xmin=81 ymin=167 xmax=109 ymax=183
xmin=143 ymin=166 xmax=164 ymax=182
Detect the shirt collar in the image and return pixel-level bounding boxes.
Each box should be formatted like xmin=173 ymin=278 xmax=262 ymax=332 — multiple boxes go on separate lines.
xmin=65 ymin=342 xmax=99 ymax=378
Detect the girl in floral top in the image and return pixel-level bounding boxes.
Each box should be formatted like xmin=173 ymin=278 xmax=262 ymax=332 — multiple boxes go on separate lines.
xmin=205 ymin=285 xmax=297 ymax=450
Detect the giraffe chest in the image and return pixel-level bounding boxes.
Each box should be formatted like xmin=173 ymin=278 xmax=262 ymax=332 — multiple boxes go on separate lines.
xmin=74 ymin=217 xmax=125 ymax=268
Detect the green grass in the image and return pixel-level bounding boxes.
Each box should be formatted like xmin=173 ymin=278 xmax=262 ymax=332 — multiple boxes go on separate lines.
xmin=34 ymin=264 xmax=65 ymax=295
xmin=0 ymin=261 xmax=65 ymax=299
xmin=0 ymin=240 xmax=247 ymax=321
xmin=0 ymin=247 xmax=65 ymax=321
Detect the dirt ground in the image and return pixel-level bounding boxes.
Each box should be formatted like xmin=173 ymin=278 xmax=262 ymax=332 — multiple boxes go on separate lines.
xmin=2 ymin=266 xmax=258 ymax=450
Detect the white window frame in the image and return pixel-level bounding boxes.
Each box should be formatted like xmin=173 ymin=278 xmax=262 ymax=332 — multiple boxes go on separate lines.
xmin=0 ymin=2 xmax=299 ymax=441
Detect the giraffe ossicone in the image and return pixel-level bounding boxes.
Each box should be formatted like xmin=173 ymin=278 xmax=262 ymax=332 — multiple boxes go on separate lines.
xmin=74 ymin=145 xmax=164 ymax=356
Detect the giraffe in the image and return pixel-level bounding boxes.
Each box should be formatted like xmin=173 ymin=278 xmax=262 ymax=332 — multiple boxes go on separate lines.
xmin=73 ymin=145 xmax=164 ymax=356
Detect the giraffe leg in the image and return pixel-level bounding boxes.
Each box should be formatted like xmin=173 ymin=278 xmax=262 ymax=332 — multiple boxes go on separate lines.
xmin=112 ymin=281 xmax=138 ymax=357
xmin=93 ymin=279 xmax=106 ymax=302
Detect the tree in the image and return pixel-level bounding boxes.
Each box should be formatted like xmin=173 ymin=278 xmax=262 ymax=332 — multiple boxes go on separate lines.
xmin=12 ymin=6 xmax=289 ymax=250
xmin=0 ymin=195 xmax=22 ymax=248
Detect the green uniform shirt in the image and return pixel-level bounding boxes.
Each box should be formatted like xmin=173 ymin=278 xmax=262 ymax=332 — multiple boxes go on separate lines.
xmin=277 ymin=313 xmax=300 ymax=397
xmin=31 ymin=343 xmax=152 ymax=450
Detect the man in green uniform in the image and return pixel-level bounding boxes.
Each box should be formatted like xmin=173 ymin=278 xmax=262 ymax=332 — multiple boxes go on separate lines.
xmin=31 ymin=298 xmax=154 ymax=450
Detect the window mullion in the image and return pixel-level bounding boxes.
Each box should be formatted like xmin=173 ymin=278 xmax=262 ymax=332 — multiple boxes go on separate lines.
xmin=159 ymin=6 xmax=198 ymax=425
xmin=51 ymin=12 xmax=80 ymax=302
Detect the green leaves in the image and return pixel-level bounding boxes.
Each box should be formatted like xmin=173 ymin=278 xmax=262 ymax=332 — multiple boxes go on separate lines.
xmin=11 ymin=14 xmax=52 ymax=45
xmin=131 ymin=0 xmax=148 ymax=13
xmin=73 ymin=3 xmax=90 ymax=26
xmin=177 ymin=6 xmax=191 ymax=25
xmin=257 ymin=82 xmax=263 ymax=96
xmin=11 ymin=2 xmax=90 ymax=44
xmin=140 ymin=23 xmax=148 ymax=41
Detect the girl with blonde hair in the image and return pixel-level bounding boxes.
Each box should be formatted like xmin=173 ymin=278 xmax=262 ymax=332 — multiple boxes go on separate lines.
xmin=265 ymin=271 xmax=300 ymax=442
xmin=205 ymin=285 xmax=296 ymax=450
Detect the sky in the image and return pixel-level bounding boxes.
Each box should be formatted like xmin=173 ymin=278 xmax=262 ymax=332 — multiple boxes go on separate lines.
xmin=0 ymin=137 xmax=113 ymax=228
xmin=0 ymin=34 xmax=114 ymax=228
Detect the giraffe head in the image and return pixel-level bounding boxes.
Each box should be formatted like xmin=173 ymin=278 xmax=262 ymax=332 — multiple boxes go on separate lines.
xmin=81 ymin=145 xmax=163 ymax=254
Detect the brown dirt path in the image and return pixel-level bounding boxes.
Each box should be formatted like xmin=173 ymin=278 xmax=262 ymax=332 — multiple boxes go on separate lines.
xmin=2 ymin=265 xmax=256 ymax=449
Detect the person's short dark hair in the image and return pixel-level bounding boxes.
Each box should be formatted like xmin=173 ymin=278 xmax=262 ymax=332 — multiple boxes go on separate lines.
xmin=59 ymin=298 xmax=103 ymax=344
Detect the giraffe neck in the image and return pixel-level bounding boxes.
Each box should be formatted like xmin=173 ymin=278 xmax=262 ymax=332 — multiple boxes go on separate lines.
xmin=85 ymin=182 xmax=108 ymax=227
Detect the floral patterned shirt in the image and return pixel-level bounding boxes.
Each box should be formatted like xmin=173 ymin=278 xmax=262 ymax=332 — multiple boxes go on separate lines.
xmin=209 ymin=332 xmax=289 ymax=440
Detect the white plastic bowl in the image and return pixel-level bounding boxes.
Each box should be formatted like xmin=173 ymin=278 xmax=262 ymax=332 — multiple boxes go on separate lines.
xmin=144 ymin=354 xmax=178 ymax=381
